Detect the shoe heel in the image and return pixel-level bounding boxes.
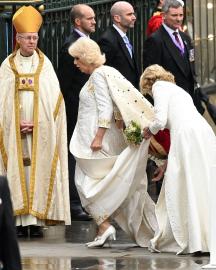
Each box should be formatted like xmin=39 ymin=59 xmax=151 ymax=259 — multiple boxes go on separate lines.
xmin=111 ymin=232 xmax=116 ymax=241
xmin=107 ymin=232 xmax=116 ymax=247
xmin=108 ymin=232 xmax=116 ymax=241
xmin=87 ymin=225 xmax=116 ymax=248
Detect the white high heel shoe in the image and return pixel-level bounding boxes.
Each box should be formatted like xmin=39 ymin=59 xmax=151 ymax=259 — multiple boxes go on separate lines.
xmin=86 ymin=225 xmax=116 ymax=248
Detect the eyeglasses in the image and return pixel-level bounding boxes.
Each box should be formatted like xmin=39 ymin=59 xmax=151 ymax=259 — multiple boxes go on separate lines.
xmin=18 ymin=35 xmax=39 ymax=41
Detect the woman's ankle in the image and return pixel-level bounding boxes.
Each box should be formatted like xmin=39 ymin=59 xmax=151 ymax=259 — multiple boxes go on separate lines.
xmin=98 ymin=221 xmax=111 ymax=235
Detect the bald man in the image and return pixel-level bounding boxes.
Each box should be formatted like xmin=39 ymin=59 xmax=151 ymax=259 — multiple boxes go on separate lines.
xmin=58 ymin=4 xmax=96 ymax=221
xmin=98 ymin=1 xmax=140 ymax=89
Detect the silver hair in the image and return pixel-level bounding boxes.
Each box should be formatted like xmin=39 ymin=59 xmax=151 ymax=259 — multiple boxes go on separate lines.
xmin=162 ymin=0 xmax=184 ymax=13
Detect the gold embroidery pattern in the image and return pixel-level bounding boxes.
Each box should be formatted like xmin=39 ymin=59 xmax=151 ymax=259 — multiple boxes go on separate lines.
xmin=44 ymin=146 xmax=58 ymax=219
xmin=9 ymin=49 xmax=44 ymax=215
xmin=10 ymin=55 xmax=29 ymax=214
xmin=27 ymin=147 xmax=58 ymax=220
xmin=18 ymin=76 xmax=35 ymax=91
xmin=29 ymin=50 xmax=44 ymax=212
xmin=41 ymin=94 xmax=63 ymax=219
xmin=88 ymin=81 xmax=95 ymax=92
xmin=95 ymin=214 xmax=109 ymax=225
xmin=45 ymin=220 xmax=63 ymax=225
xmin=0 ymin=124 xmax=8 ymax=170
xmin=98 ymin=119 xmax=111 ymax=128
xmin=29 ymin=209 xmax=47 ymax=220
xmin=114 ymin=110 xmax=123 ymax=120
xmin=53 ymin=93 xmax=63 ymax=120
xmin=15 ymin=208 xmax=28 ymax=216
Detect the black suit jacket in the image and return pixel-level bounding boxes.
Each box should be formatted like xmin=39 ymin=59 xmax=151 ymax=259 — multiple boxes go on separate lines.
xmin=98 ymin=26 xmax=140 ymax=89
xmin=0 ymin=176 xmax=22 ymax=270
xmin=58 ymin=30 xmax=89 ymax=143
xmin=143 ymin=25 xmax=195 ymax=96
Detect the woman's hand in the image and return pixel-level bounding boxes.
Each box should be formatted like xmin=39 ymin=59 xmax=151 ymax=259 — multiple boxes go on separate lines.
xmin=143 ymin=127 xmax=153 ymax=139
xmin=90 ymin=127 xmax=107 ymax=152
xmin=91 ymin=135 xmax=103 ymax=151
xmin=152 ymin=160 xmax=168 ymax=182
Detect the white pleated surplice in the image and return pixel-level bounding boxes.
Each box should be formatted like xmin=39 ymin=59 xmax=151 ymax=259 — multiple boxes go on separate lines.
xmin=149 ymin=81 xmax=216 ymax=254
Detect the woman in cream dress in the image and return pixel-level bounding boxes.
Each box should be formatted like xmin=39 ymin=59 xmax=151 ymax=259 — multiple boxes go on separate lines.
xmin=141 ymin=64 xmax=216 ymax=254
xmin=68 ymin=37 xmax=157 ymax=248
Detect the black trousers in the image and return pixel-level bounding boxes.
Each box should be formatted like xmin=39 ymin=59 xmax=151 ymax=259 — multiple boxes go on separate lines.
xmin=68 ymin=152 xmax=81 ymax=206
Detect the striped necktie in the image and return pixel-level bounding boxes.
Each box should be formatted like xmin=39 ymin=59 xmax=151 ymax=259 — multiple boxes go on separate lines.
xmin=173 ymin=32 xmax=184 ymax=55
xmin=123 ymin=35 xmax=133 ymax=57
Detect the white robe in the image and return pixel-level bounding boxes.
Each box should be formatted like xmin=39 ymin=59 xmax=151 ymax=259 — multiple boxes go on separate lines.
xmin=0 ymin=49 xmax=71 ymax=225
xmin=70 ymin=66 xmax=158 ymax=247
xmin=149 ymin=81 xmax=216 ymax=254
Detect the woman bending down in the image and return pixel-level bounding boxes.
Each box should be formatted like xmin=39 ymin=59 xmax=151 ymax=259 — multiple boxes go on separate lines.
xmin=142 ymin=64 xmax=216 ymax=254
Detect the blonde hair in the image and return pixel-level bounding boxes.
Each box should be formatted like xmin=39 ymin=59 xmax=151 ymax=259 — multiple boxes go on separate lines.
xmin=140 ymin=64 xmax=175 ymax=95
xmin=68 ymin=37 xmax=105 ymax=67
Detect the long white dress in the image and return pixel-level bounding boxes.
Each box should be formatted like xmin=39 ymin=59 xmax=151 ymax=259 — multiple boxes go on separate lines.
xmin=70 ymin=65 xmax=158 ymax=247
xmin=149 ymin=81 xmax=216 ymax=254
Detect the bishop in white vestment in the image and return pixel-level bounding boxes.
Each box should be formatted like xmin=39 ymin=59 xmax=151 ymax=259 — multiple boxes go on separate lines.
xmin=0 ymin=6 xmax=70 ymax=234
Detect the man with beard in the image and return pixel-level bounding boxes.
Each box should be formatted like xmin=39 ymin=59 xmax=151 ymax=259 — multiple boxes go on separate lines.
xmin=98 ymin=1 xmax=140 ymax=89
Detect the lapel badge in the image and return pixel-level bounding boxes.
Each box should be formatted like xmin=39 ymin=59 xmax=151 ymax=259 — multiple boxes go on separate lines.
xmin=189 ymin=49 xmax=195 ymax=62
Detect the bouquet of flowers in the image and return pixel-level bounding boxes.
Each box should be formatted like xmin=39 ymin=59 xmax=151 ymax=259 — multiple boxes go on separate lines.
xmin=124 ymin=120 xmax=143 ymax=146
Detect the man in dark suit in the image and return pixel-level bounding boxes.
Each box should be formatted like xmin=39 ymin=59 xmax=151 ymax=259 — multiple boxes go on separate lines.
xmin=0 ymin=176 xmax=22 ymax=270
xmin=98 ymin=1 xmax=140 ymax=89
xmin=143 ymin=0 xmax=198 ymax=106
xmin=58 ymin=4 xmax=96 ymax=221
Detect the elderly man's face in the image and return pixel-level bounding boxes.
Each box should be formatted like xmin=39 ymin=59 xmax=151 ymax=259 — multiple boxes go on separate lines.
xmin=16 ymin=33 xmax=39 ymax=56
xmin=163 ymin=6 xmax=184 ymax=30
